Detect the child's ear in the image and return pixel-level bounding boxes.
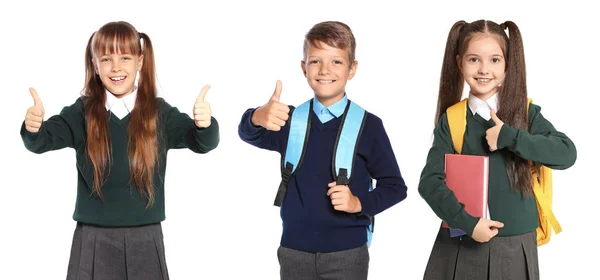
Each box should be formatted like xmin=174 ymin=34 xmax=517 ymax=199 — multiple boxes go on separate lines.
xmin=348 ymin=60 xmax=358 ymax=80
xmin=456 ymin=55 xmax=462 ymax=70
xmin=301 ymin=60 xmax=307 ymax=77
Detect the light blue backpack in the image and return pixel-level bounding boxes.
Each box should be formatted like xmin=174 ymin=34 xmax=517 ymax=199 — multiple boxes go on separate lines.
xmin=273 ymin=98 xmax=375 ymax=247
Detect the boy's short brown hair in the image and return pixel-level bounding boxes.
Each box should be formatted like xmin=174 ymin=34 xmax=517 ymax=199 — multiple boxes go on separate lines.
xmin=303 ymin=21 xmax=356 ymax=64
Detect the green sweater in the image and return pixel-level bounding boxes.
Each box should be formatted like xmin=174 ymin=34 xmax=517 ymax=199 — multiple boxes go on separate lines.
xmin=418 ymin=103 xmax=576 ymax=236
xmin=21 ymin=97 xmax=219 ymax=226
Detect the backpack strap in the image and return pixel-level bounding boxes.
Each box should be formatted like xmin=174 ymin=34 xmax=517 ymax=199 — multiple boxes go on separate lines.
xmin=446 ymin=99 xmax=468 ymax=154
xmin=273 ymin=99 xmax=313 ymax=207
xmin=332 ymin=101 xmax=367 ymax=185
xmin=331 ymin=100 xmax=373 ymax=247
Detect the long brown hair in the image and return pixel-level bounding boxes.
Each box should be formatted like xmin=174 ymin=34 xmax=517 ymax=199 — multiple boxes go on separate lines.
xmin=84 ymin=21 xmax=159 ymax=206
xmin=435 ymin=20 xmax=532 ymax=196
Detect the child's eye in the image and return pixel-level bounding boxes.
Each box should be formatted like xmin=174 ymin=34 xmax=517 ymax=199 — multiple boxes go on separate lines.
xmin=468 ymin=57 xmax=479 ymax=63
xmin=309 ymin=60 xmax=319 ymax=64
xmin=492 ymin=58 xmax=501 ymax=63
xmin=100 ymin=58 xmax=110 ymax=62
xmin=122 ymin=57 xmax=131 ymax=61
xmin=333 ymin=60 xmax=343 ymax=65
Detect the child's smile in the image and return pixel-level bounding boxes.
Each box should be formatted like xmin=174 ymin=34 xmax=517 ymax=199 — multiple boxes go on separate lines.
xmin=302 ymin=42 xmax=357 ymax=106
xmin=458 ymin=36 xmax=506 ymax=101
xmin=95 ymin=52 xmax=143 ymax=98
xmin=109 ymin=76 xmax=127 ymax=85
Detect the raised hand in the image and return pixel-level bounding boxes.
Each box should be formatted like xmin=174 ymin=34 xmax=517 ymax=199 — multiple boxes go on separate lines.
xmin=251 ymin=80 xmax=290 ymax=131
xmin=25 ymin=88 xmax=45 ymax=133
xmin=486 ymin=109 xmax=504 ymax=151
xmin=194 ymin=85 xmax=212 ymax=128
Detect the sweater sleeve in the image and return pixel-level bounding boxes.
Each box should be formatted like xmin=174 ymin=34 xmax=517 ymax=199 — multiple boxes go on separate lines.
xmin=20 ymin=98 xmax=84 ymax=154
xmin=497 ymin=103 xmax=577 ymax=170
xmin=237 ymin=107 xmax=292 ymax=153
xmin=357 ymin=115 xmax=408 ymax=217
xmin=162 ymin=99 xmax=219 ymax=153
xmin=418 ymin=113 xmax=479 ymax=236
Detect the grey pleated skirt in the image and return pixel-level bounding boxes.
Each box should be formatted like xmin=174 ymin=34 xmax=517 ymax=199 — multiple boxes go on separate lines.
xmin=423 ymin=225 xmax=539 ymax=280
xmin=67 ymin=222 xmax=169 ymax=280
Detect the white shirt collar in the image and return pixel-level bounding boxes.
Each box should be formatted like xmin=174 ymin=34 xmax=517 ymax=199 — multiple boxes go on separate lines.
xmin=467 ymin=93 xmax=499 ymax=121
xmin=105 ymin=87 xmax=137 ymax=119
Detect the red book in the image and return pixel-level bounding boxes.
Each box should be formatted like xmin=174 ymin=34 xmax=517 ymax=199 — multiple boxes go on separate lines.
xmin=442 ymin=154 xmax=489 ymax=237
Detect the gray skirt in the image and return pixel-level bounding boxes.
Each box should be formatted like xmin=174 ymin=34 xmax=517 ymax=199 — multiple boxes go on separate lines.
xmin=67 ymin=222 xmax=169 ymax=280
xmin=423 ymin=225 xmax=539 ymax=280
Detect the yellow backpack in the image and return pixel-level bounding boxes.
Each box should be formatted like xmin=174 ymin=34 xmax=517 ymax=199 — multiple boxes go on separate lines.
xmin=446 ymin=98 xmax=561 ymax=246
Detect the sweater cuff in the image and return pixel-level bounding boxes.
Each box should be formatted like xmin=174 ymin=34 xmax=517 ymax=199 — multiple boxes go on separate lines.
xmin=20 ymin=121 xmax=41 ymax=142
xmin=241 ymin=109 xmax=265 ymax=135
xmin=497 ymin=124 xmax=518 ymax=150
xmin=194 ymin=117 xmax=218 ymax=131
xmin=357 ymin=193 xmax=376 ymax=217
xmin=455 ymin=210 xmax=479 ymax=237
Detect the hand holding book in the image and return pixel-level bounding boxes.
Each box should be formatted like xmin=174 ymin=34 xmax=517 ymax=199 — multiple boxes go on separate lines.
xmin=472 ymin=218 xmax=504 ymax=243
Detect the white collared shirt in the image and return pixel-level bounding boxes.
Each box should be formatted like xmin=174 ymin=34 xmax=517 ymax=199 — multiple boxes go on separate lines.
xmin=468 ymin=93 xmax=499 ymax=121
xmin=105 ymin=88 xmax=137 ymax=119
xmin=312 ymin=94 xmax=348 ymax=123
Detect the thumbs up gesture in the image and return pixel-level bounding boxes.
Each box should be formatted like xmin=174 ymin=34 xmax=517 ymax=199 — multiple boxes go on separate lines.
xmin=251 ymin=80 xmax=290 ymax=131
xmin=194 ymin=85 xmax=212 ymax=128
xmin=486 ymin=109 xmax=505 ymax=151
xmin=25 ymin=88 xmax=45 ymax=133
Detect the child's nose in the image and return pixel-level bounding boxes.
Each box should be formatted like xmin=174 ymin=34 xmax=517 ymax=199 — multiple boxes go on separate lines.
xmin=478 ymin=61 xmax=489 ymax=74
xmin=319 ymin=64 xmax=331 ymax=75
xmin=111 ymin=60 xmax=122 ymax=72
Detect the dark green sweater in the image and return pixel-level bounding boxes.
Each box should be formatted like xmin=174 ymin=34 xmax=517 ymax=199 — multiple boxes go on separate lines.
xmin=21 ymin=97 xmax=219 ymax=226
xmin=418 ymin=103 xmax=576 ymax=236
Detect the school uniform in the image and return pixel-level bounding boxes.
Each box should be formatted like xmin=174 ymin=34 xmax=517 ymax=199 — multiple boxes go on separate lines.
xmin=238 ymin=94 xmax=408 ymax=280
xmin=418 ymin=93 xmax=577 ymax=280
xmin=21 ymin=90 xmax=220 ymax=280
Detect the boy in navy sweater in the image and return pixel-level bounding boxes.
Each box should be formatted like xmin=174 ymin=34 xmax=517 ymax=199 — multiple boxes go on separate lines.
xmin=238 ymin=21 xmax=407 ymax=280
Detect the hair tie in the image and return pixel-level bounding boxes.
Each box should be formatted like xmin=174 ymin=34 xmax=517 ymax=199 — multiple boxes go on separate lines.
xmin=459 ymin=21 xmax=467 ymax=32
xmin=500 ymin=23 xmax=507 ymax=30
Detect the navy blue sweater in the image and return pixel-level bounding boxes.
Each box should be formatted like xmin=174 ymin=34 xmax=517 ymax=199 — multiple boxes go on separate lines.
xmin=238 ymin=105 xmax=407 ymax=253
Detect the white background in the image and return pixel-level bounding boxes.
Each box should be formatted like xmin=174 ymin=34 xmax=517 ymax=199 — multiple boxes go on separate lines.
xmin=1 ymin=0 xmax=597 ymax=279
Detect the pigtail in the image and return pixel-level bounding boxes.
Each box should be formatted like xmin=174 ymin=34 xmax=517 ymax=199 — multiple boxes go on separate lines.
xmin=84 ymin=33 xmax=104 ymax=95
xmin=497 ymin=21 xmax=527 ymax=128
xmin=84 ymin=32 xmax=111 ymax=201
xmin=128 ymin=31 xmax=159 ymax=207
xmin=435 ymin=21 xmax=468 ymax=125
xmin=497 ymin=21 xmax=532 ymax=196
xmin=136 ymin=32 xmax=157 ymax=104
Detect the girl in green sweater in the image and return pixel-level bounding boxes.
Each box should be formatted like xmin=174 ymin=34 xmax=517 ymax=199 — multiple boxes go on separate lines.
xmin=418 ymin=20 xmax=576 ymax=280
xmin=21 ymin=21 xmax=219 ymax=279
